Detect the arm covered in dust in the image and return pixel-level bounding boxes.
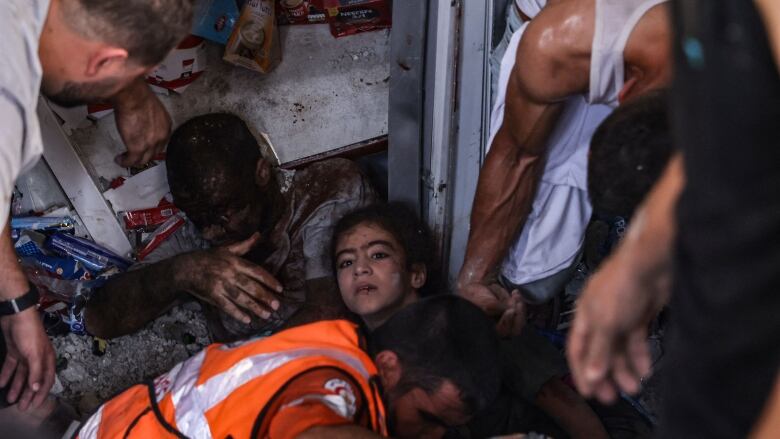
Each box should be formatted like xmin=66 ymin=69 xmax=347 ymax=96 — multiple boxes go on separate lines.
xmin=458 ymin=11 xmax=589 ymax=306
xmin=84 ymin=256 xmax=188 ymax=339
xmin=283 ymin=277 xmax=349 ymax=328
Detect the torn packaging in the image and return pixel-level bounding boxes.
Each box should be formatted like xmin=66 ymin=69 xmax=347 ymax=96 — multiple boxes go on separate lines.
xmin=224 ymin=0 xmax=282 ymax=73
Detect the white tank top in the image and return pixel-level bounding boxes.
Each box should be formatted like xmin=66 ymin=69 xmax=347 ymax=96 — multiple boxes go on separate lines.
xmin=588 ymin=0 xmax=668 ymax=106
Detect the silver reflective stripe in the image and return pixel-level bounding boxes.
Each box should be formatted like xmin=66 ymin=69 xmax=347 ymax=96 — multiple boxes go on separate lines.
xmin=171 ymin=347 xmax=371 ymax=438
xmin=79 ymin=405 xmax=103 ymax=439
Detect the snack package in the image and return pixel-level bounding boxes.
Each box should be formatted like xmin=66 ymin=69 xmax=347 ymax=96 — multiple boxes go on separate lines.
xmin=276 ymin=0 xmax=326 ymax=25
xmin=47 ymin=233 xmax=131 ymax=273
xmin=192 ymin=0 xmax=241 ymax=44
xmin=11 ymin=216 xmax=76 ymax=233
xmin=323 ymin=0 xmax=392 ymax=38
xmin=146 ymin=36 xmax=207 ymax=93
xmin=122 ymin=205 xmax=181 ymax=231
xmin=224 ymin=0 xmax=282 ymax=73
xmin=137 ymin=213 xmax=187 ymax=261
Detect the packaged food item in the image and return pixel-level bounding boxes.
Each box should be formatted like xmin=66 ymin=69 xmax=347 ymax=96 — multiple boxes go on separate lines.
xmin=276 ymin=0 xmax=326 ymax=25
xmin=122 ymin=205 xmax=181 ymax=231
xmin=146 ymin=36 xmax=207 ymax=93
xmin=47 ymin=233 xmax=131 ymax=273
xmin=323 ymin=0 xmax=392 ymax=38
xmin=14 ymin=231 xmax=47 ymax=256
xmin=10 ymin=216 xmax=76 ymax=233
xmin=137 ymin=212 xmax=187 ymax=261
xmin=191 ymin=0 xmax=241 ymax=44
xmin=224 ymin=0 xmax=282 ymax=73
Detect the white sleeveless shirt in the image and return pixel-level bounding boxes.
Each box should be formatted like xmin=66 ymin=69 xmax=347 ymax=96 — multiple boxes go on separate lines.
xmin=492 ymin=0 xmax=667 ymax=285
xmin=589 ymin=0 xmax=668 ymax=106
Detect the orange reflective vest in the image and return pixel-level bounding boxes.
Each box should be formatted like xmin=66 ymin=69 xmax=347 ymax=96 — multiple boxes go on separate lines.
xmin=76 ymin=320 xmax=387 ymax=438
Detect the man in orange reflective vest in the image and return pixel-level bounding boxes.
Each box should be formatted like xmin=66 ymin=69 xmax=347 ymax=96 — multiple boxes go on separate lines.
xmin=74 ymin=296 xmax=501 ymax=439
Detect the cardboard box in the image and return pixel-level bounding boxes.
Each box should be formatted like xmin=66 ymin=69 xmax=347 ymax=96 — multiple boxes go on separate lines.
xmin=146 ymin=36 xmax=207 ymax=93
xmin=323 ymin=0 xmax=392 ymax=38
xmin=276 ymin=0 xmax=327 ymax=25
xmin=224 ymin=0 xmax=282 ymax=73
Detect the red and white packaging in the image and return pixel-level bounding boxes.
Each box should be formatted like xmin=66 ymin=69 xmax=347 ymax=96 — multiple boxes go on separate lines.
xmin=276 ymin=0 xmax=326 ymax=25
xmin=123 ymin=205 xmax=181 ymax=231
xmin=323 ymin=0 xmax=392 ymax=38
xmin=137 ymin=212 xmax=186 ymax=261
xmin=146 ymin=36 xmax=207 ymax=93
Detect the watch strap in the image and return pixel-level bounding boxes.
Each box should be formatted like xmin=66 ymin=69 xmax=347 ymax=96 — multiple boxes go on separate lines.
xmin=0 ymin=285 xmax=40 ymax=316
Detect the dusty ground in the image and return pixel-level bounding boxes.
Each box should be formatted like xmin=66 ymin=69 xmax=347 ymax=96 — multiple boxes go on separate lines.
xmin=51 ymin=302 xmax=211 ymax=415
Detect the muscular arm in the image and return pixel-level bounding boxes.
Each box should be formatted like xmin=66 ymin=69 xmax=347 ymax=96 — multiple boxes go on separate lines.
xmin=534 ymin=378 xmax=609 ymax=439
xmin=459 ymin=4 xmax=592 ymax=296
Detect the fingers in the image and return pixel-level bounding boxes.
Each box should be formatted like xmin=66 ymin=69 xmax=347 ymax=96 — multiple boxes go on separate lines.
xmin=567 ymin=312 xmax=588 ymax=393
xmin=495 ymin=308 xmax=516 ymax=338
xmin=225 ymin=232 xmax=262 ymax=256
xmin=214 ymin=294 xmax=252 ymax=325
xmin=6 ymin=362 xmax=26 ymax=405
xmin=0 ymin=355 xmax=17 ymax=389
xmin=228 ymin=279 xmax=273 ymax=321
xmin=234 ymin=258 xmax=283 ymax=294
xmin=581 ymin=326 xmax=613 ymax=397
xmin=628 ymin=330 xmax=652 ymax=380
xmin=17 ymin=350 xmax=43 ymax=411
xmin=235 ymin=274 xmax=280 ymax=312
xmin=31 ymin=350 xmax=55 ymax=409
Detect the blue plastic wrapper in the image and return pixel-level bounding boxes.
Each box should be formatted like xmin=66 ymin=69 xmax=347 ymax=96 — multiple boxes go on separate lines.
xmin=11 ymin=216 xmax=75 ymax=232
xmin=47 ymin=233 xmax=131 ymax=273
xmin=14 ymin=232 xmax=46 ymax=257
xmin=20 ymin=255 xmax=89 ymax=280
xmin=191 ymin=0 xmax=240 ymax=44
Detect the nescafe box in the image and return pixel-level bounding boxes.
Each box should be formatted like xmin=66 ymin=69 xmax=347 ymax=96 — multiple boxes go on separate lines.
xmin=276 ymin=0 xmax=327 ymax=25
xmin=323 ymin=0 xmax=392 ymax=38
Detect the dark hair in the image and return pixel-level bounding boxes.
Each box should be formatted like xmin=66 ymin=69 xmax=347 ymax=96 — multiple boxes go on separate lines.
xmin=588 ymin=90 xmax=675 ymax=218
xmin=166 ymin=113 xmax=261 ymax=211
xmin=331 ymin=202 xmax=442 ymax=296
xmin=65 ymin=0 xmax=195 ymax=66
xmin=370 ymin=295 xmax=501 ymax=416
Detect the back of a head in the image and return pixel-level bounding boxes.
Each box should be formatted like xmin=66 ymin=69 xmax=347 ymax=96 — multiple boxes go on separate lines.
xmin=370 ymin=295 xmax=501 ymax=415
xmin=166 ymin=113 xmax=261 ymax=205
xmin=66 ymin=0 xmax=195 ymax=66
xmin=332 ymin=202 xmax=443 ymax=296
xmin=588 ymin=90 xmax=675 ymax=218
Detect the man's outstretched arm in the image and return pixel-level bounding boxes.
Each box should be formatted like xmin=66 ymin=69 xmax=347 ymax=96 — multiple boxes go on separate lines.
xmin=85 ymin=233 xmax=283 ymax=339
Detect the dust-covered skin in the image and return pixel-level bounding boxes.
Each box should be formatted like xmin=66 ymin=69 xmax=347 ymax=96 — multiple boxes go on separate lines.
xmin=334 ymin=223 xmax=423 ymax=330
xmin=86 ymin=146 xmax=375 ymax=340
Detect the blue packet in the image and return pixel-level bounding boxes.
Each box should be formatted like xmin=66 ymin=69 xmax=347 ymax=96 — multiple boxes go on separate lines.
xmin=47 ymin=233 xmax=131 ymax=273
xmin=11 ymin=216 xmax=76 ymax=233
xmin=192 ymin=0 xmax=240 ymax=44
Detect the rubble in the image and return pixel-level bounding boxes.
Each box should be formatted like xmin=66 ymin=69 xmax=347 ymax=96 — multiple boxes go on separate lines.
xmin=51 ymin=303 xmax=211 ymax=413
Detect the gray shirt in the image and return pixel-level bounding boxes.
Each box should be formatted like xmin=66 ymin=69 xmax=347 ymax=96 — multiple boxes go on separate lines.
xmin=1 ymin=0 xmax=50 ymax=230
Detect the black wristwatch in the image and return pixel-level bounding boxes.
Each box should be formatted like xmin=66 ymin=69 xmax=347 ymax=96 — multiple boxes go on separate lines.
xmin=0 ymin=285 xmax=40 ymax=316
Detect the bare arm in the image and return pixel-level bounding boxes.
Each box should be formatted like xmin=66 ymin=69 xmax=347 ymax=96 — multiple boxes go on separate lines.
xmin=297 ymin=425 xmax=385 ymax=439
xmin=755 ymin=0 xmax=780 ymax=70
xmin=750 ymin=370 xmax=780 ymax=438
xmin=534 ymin=378 xmax=609 ymax=439
xmin=85 ymin=233 xmax=283 ymax=339
xmin=458 ymin=5 xmax=591 ymax=312
xmin=568 ymin=154 xmax=684 ymax=403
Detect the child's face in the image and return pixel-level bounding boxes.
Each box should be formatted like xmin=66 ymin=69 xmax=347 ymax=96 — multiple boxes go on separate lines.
xmin=335 ymin=223 xmax=424 ymax=329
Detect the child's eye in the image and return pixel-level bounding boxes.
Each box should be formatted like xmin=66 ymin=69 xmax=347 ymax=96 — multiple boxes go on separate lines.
xmin=338 ymin=260 xmax=353 ymax=269
xmin=371 ymin=252 xmax=388 ymax=260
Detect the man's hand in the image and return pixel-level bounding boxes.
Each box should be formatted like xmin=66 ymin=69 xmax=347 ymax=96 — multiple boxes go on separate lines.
xmin=175 ymin=233 xmax=284 ymax=324
xmin=0 ymin=309 xmax=55 ymax=411
xmin=567 ymin=254 xmax=670 ymax=403
xmin=460 ymin=282 xmax=526 ymax=338
xmin=111 ymin=78 xmax=171 ymax=167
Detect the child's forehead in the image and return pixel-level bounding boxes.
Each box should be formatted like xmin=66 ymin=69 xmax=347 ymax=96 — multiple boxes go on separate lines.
xmin=339 ymin=222 xmax=403 ymax=249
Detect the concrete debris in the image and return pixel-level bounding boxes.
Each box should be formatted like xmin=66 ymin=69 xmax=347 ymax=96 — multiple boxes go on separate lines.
xmin=51 ymin=303 xmax=211 ymax=411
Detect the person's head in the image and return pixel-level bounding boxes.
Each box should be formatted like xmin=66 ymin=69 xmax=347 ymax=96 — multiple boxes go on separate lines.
xmin=620 ymin=2 xmax=672 ymax=103
xmin=589 ymin=89 xmax=674 ymax=218
xmin=370 ymin=295 xmax=501 ymax=438
xmin=332 ymin=203 xmax=440 ymax=330
xmin=167 ymin=113 xmax=278 ymax=246
xmin=39 ymin=0 xmax=194 ymax=107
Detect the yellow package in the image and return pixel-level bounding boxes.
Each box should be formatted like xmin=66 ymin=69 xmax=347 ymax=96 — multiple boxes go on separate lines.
xmin=224 ymin=0 xmax=281 ymax=73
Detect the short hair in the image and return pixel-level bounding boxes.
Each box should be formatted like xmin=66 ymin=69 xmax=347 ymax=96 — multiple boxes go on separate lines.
xmin=370 ymin=295 xmax=501 ymax=416
xmin=331 ymin=202 xmax=443 ymax=297
xmin=64 ymin=0 xmax=195 ymax=66
xmin=588 ymin=90 xmax=675 ymax=218
xmin=166 ymin=113 xmax=261 ymax=209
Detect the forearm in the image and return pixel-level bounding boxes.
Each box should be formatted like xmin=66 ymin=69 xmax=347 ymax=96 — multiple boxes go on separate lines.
xmin=0 ymin=223 xmax=28 ymax=299
xmin=617 ymin=154 xmax=684 ymax=283
xmin=535 ymin=378 xmax=609 ymax=439
xmin=85 ymin=257 xmax=185 ymax=339
xmin=297 ymin=425 xmax=384 ymax=439
xmin=109 ymin=77 xmax=154 ymax=109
